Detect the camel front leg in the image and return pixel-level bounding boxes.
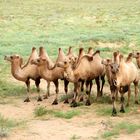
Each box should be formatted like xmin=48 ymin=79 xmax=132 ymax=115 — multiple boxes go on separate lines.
xmin=110 ymin=85 xmax=117 ymax=116
xmin=71 ymin=82 xmax=80 ymax=107
xmin=24 ymin=79 xmax=30 ymax=102
xmin=120 ymin=93 xmax=125 ymax=113
xmin=52 ymin=80 xmax=59 ymax=105
xmin=43 ymin=81 xmax=50 ymax=99
xmin=100 ymin=75 xmax=105 ymax=96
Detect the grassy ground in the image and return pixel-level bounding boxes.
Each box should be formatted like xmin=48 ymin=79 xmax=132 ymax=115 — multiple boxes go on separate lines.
xmin=1 ymin=0 xmax=140 ymax=139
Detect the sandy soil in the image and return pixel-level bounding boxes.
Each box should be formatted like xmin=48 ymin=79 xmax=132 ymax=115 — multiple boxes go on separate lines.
xmin=0 ymin=80 xmax=140 ymax=140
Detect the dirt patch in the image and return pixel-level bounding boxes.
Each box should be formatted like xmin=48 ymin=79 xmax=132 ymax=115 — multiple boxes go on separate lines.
xmin=0 ymin=80 xmax=140 ymax=140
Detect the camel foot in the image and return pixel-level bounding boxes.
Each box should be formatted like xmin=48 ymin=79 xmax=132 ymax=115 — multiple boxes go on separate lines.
xmin=64 ymin=99 xmax=69 ymax=104
xmin=120 ymin=108 xmax=125 ymax=113
xmin=112 ymin=108 xmax=117 ymax=116
xmin=70 ymin=100 xmax=78 ymax=107
xmin=52 ymin=99 xmax=58 ymax=105
xmin=43 ymin=95 xmax=48 ymax=99
xmin=135 ymin=101 xmax=139 ymax=104
xmin=37 ymin=96 xmax=43 ymax=102
xmin=79 ymin=96 xmax=84 ymax=102
xmin=85 ymin=99 xmax=91 ymax=106
xmin=24 ymin=97 xmax=30 ymax=102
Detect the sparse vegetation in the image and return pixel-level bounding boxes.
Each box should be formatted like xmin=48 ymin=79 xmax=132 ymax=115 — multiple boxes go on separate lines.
xmin=70 ymin=134 xmax=81 ymax=140
xmin=34 ymin=106 xmax=80 ymax=119
xmin=0 ymin=114 xmax=26 ymax=137
xmin=34 ymin=106 xmax=48 ymax=117
xmin=102 ymin=121 xmax=140 ymax=139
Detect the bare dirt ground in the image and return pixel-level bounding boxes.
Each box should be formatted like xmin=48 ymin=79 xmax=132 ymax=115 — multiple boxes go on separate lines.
xmin=0 ymin=80 xmax=140 ymax=140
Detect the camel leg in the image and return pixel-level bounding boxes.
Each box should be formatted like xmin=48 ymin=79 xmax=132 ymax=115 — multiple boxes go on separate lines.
xmin=134 ymin=81 xmax=139 ymax=104
xmin=85 ymin=80 xmax=92 ymax=106
xmin=79 ymin=80 xmax=85 ymax=102
xmin=126 ymin=85 xmax=131 ymax=107
xmin=44 ymin=81 xmax=50 ymax=99
xmin=71 ymin=82 xmax=80 ymax=107
xmin=110 ymin=85 xmax=117 ymax=116
xmin=120 ymin=93 xmax=125 ymax=113
xmin=100 ymin=75 xmax=105 ymax=96
xmin=35 ymin=78 xmax=42 ymax=102
xmin=24 ymin=79 xmax=30 ymax=102
xmin=52 ymin=80 xmax=59 ymax=105
xmin=95 ymin=77 xmax=100 ymax=100
xmin=64 ymin=79 xmax=69 ymax=104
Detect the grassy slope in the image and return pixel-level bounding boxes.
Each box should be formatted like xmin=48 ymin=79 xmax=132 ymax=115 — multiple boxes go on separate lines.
xmin=0 ymin=0 xmax=140 ymax=94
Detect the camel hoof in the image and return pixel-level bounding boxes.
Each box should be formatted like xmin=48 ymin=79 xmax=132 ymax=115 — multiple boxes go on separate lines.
xmin=135 ymin=101 xmax=139 ymax=104
xmin=120 ymin=109 xmax=125 ymax=113
xmin=43 ymin=95 xmax=48 ymax=99
xmin=85 ymin=99 xmax=91 ymax=106
xmin=112 ymin=108 xmax=117 ymax=116
xmin=79 ymin=96 xmax=84 ymax=102
xmin=52 ymin=99 xmax=58 ymax=105
xmin=64 ymin=99 xmax=69 ymax=104
xmin=70 ymin=100 xmax=78 ymax=107
xmin=24 ymin=97 xmax=30 ymax=102
xmin=37 ymin=96 xmax=43 ymax=102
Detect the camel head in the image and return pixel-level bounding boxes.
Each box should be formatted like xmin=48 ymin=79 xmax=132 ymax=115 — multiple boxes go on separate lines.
xmin=31 ymin=57 xmax=48 ymax=67
xmin=133 ymin=52 xmax=140 ymax=59
xmin=4 ymin=55 xmax=23 ymax=66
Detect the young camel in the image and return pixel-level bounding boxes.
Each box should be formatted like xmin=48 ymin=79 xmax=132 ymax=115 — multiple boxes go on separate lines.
xmin=4 ymin=48 xmax=42 ymax=102
xmin=109 ymin=53 xmax=139 ymax=116
xmin=57 ymin=50 xmax=105 ymax=106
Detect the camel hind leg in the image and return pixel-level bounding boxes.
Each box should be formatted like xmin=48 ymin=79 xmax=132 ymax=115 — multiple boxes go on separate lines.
xmin=35 ymin=77 xmax=42 ymax=102
xmin=64 ymin=79 xmax=69 ymax=104
xmin=134 ymin=81 xmax=139 ymax=104
xmin=24 ymin=79 xmax=30 ymax=102
xmin=52 ymin=80 xmax=59 ymax=105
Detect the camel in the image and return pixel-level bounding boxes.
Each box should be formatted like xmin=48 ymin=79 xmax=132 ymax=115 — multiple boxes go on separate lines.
xmin=31 ymin=57 xmax=65 ymax=105
xmin=107 ymin=53 xmax=139 ymax=116
xmin=4 ymin=48 xmax=42 ymax=102
xmin=57 ymin=50 xmax=105 ymax=106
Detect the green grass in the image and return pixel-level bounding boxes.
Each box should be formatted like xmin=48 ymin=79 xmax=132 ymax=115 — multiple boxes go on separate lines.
xmin=0 ymin=114 xmax=26 ymax=137
xmin=34 ymin=106 xmax=80 ymax=119
xmin=1 ymin=0 xmax=140 ymax=99
xmin=102 ymin=121 xmax=140 ymax=139
xmin=34 ymin=106 xmax=48 ymax=117
xmin=70 ymin=134 xmax=81 ymax=140
xmin=53 ymin=110 xmax=80 ymax=119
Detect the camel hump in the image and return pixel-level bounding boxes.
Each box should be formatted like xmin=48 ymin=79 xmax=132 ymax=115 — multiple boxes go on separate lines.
xmin=79 ymin=48 xmax=84 ymax=54
xmin=126 ymin=53 xmax=133 ymax=62
xmin=119 ymin=54 xmax=124 ymax=62
xmin=93 ymin=50 xmax=100 ymax=56
xmin=32 ymin=47 xmax=36 ymax=51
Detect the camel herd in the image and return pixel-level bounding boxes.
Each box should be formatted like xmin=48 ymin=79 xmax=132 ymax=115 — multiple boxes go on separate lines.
xmin=4 ymin=47 xmax=140 ymax=116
